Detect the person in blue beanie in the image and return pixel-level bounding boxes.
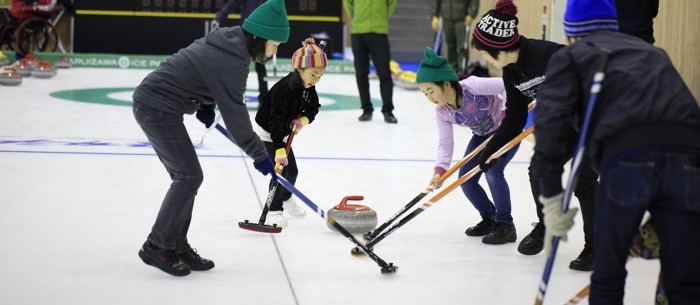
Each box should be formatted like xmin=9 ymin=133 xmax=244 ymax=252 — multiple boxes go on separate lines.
xmin=532 ymin=0 xmax=700 ymax=303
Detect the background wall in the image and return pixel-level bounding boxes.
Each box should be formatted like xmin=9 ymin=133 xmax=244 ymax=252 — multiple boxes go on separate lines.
xmin=476 ymin=0 xmax=700 ymax=100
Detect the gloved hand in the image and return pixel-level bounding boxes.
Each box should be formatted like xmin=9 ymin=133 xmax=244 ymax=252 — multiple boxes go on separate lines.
xmin=291 ymin=116 xmax=309 ymax=135
xmin=253 ymin=157 xmax=277 ymax=179
xmin=478 ymin=146 xmax=498 ymax=172
xmin=210 ymin=19 xmax=220 ymax=30
xmin=540 ymin=193 xmax=579 ymax=256
xmin=274 ymin=148 xmax=288 ymax=166
xmin=196 ymin=103 xmax=216 ymax=128
xmin=430 ymin=167 xmax=446 ymax=189
xmin=431 ymin=16 xmax=440 ymax=31
xmin=465 ymin=15 xmax=473 ymax=25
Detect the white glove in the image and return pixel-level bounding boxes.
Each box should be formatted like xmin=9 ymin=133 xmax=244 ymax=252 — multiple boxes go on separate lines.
xmin=540 ymin=193 xmax=579 ymax=256
xmin=210 ymin=20 xmax=220 ymax=30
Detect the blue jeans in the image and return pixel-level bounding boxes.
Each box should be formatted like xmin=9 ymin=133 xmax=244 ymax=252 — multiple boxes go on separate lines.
xmin=133 ymin=101 xmax=202 ymax=252
xmin=459 ymin=133 xmax=520 ymax=224
xmin=591 ymin=148 xmax=700 ymax=305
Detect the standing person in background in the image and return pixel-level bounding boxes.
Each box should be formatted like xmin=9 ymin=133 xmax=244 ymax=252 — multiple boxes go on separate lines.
xmin=430 ymin=0 xmax=480 ymax=74
xmin=533 ymin=0 xmax=700 ymax=303
xmin=471 ymin=0 xmax=597 ymax=271
xmin=132 ymin=0 xmax=288 ymax=277
xmin=343 ymin=0 xmax=398 ymax=124
xmin=211 ymin=0 xmax=269 ymax=101
xmin=254 ymin=38 xmax=326 ymax=227
xmin=416 ymin=47 xmax=520 ymax=245
xmin=614 ymin=0 xmax=658 ymax=44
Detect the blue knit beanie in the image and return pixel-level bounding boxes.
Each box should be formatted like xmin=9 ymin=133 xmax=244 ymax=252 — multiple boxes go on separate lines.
xmin=564 ymin=0 xmax=619 ymax=37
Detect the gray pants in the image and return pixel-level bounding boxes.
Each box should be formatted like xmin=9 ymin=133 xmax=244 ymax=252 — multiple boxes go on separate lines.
xmin=133 ymin=100 xmax=202 ymax=252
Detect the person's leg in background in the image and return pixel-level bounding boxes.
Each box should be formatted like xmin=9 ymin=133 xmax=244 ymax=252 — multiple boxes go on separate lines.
xmin=367 ymin=33 xmax=396 ymax=123
xmin=442 ymin=18 xmax=458 ymax=71
xmin=453 ymin=20 xmax=467 ymax=74
xmin=569 ymin=157 xmax=598 ymax=271
xmin=351 ymin=34 xmax=373 ymax=121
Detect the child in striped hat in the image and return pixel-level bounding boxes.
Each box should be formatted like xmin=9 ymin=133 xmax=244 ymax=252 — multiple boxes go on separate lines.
xmin=253 ymin=38 xmax=328 ymax=227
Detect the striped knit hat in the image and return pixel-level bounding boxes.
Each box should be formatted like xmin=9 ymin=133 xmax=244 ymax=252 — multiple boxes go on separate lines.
xmin=473 ymin=0 xmax=521 ymax=50
xmin=564 ymin=0 xmax=619 ymax=37
xmin=292 ymin=39 xmax=327 ymax=69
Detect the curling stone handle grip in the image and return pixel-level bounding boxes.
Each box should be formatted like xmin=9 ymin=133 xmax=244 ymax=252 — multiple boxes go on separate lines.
xmin=339 ymin=195 xmax=364 ymax=208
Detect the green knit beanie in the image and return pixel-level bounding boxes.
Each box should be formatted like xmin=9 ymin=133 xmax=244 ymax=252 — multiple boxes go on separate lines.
xmin=416 ymin=47 xmax=458 ymax=83
xmin=242 ymin=0 xmax=290 ymax=43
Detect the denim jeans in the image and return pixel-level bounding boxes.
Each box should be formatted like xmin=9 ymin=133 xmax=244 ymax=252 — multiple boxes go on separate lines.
xmin=133 ymin=101 xmax=203 ymax=252
xmin=263 ymin=141 xmax=297 ymax=211
xmin=459 ymin=133 xmax=520 ymax=224
xmin=351 ymin=33 xmax=394 ymax=113
xmin=590 ymin=148 xmax=700 ymax=305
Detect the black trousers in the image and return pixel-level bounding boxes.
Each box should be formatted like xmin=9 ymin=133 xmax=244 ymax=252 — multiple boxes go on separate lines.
xmin=530 ymin=127 xmax=598 ymax=246
xmin=263 ymin=141 xmax=297 ymax=211
xmin=350 ymin=33 xmax=394 ymax=113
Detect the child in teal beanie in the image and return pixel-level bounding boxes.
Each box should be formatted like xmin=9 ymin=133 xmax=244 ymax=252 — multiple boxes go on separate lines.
xmin=416 ymin=47 xmax=520 ymax=245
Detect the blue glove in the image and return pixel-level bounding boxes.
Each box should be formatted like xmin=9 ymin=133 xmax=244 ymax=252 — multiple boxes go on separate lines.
xmin=253 ymin=157 xmax=277 ymax=180
xmin=196 ymin=103 xmax=216 ymax=128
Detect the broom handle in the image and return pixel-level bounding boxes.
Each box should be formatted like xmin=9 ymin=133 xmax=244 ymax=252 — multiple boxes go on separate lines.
xmin=365 ymin=125 xmax=534 ymax=249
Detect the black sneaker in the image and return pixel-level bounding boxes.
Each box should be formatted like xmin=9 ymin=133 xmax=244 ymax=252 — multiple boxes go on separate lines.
xmin=482 ymin=222 xmax=517 ymax=244
xmin=358 ymin=111 xmax=372 ymax=121
xmin=465 ymin=218 xmax=496 ymax=237
xmin=569 ymin=245 xmax=594 ymax=271
xmin=382 ymin=111 xmax=398 ymax=123
xmin=138 ymin=241 xmax=191 ymax=276
xmin=178 ymin=248 xmax=215 ymax=271
xmin=517 ymin=222 xmax=545 ymax=255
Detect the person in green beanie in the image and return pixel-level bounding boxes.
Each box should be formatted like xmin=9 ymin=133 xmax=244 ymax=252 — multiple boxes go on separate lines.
xmin=132 ymin=0 xmax=289 ymax=277
xmin=416 ymin=47 xmax=520 ymax=244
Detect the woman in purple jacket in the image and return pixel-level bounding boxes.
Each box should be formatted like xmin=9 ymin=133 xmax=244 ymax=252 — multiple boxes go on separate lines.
xmin=416 ymin=47 xmax=519 ymax=245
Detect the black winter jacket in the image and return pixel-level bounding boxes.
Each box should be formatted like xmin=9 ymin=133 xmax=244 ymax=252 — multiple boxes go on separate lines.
xmin=255 ymin=72 xmax=321 ymax=150
xmin=533 ymin=30 xmax=700 ymax=196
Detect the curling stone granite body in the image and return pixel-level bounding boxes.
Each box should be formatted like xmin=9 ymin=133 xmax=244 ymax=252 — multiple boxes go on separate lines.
xmin=0 ymin=68 xmax=22 ymax=86
xmin=327 ymin=195 xmax=378 ymax=235
xmin=31 ymin=61 xmax=57 ymax=78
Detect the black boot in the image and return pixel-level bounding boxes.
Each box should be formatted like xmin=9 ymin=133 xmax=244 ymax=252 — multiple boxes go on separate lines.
xmin=482 ymin=222 xmax=517 ymax=244
xmin=358 ymin=110 xmax=372 ymax=121
xmin=178 ymin=248 xmax=215 ymax=271
xmin=517 ymin=222 xmax=545 ymax=255
xmin=569 ymin=245 xmax=594 ymax=271
xmin=138 ymin=241 xmax=191 ymax=276
xmin=382 ymin=111 xmax=398 ymax=124
xmin=465 ymin=218 xmax=496 ymax=237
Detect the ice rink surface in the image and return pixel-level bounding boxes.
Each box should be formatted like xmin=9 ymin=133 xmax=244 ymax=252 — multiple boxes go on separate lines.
xmin=0 ymin=67 xmax=659 ymax=304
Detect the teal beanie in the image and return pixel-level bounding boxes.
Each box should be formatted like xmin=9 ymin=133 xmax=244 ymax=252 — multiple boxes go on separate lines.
xmin=416 ymin=47 xmax=458 ymax=83
xmin=242 ymin=0 xmax=290 ymax=43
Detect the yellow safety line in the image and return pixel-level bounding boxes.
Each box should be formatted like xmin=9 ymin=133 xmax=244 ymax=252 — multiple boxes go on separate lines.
xmin=75 ymin=10 xmax=340 ymax=22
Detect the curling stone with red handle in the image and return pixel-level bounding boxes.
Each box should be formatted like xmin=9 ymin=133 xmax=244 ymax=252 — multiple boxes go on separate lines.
xmin=327 ymin=195 xmax=377 ymax=235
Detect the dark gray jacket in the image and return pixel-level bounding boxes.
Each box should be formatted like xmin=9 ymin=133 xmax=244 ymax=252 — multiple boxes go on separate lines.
xmin=533 ymin=30 xmax=700 ymax=196
xmin=132 ymin=26 xmax=268 ymax=162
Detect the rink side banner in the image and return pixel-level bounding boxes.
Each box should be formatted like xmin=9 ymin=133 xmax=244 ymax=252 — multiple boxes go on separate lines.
xmin=28 ymin=52 xmax=356 ymax=74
